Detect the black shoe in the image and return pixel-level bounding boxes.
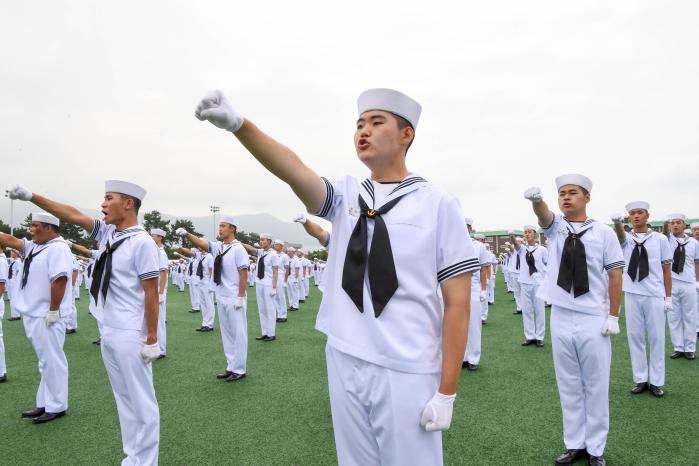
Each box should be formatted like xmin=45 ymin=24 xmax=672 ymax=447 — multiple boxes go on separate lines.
xmin=631 ymin=382 xmax=647 ymax=394
xmin=217 ymin=370 xmax=233 ymax=379
xmin=461 ymin=361 xmax=469 ymax=369
xmin=685 ymin=352 xmax=695 ymax=360
xmin=299 ymin=300 xmax=305 ymax=303
xmin=65 ymin=329 xmax=76 ymax=334
xmin=507 ymin=290 xmax=513 ymax=294
xmin=546 ymin=303 xmax=552 ymax=308
xmin=555 ymin=449 xmax=588 ymax=465
xmin=32 ymin=411 xmax=66 ymax=424
xmin=277 ymin=318 xmax=287 ymax=323
xmin=203 ymin=326 xmax=214 ymax=332
xmin=263 ymin=335 xmax=276 ymax=341
xmin=513 ymin=310 xmax=522 ymax=315
xmin=481 ymin=320 xmax=487 ymax=325
xmin=0 ymin=374 xmax=6 ymax=383
xmin=92 ymin=338 xmax=101 ymax=345
xmin=225 ymin=372 xmax=246 ymax=382
xmin=8 ymin=317 xmax=21 ymax=321
xmin=536 ymin=340 xmax=544 ymax=347
xmin=465 ymin=362 xmax=479 ymax=371
xmin=22 ymin=407 xmax=45 ymax=418
xmin=649 ymin=384 xmax=664 ymax=397
xmin=189 ymin=309 xmax=201 ymax=313
xmin=195 ymin=327 xmax=204 ymax=332
xmin=588 ymin=455 xmax=606 ymax=466
xmin=255 ymin=335 xmax=268 ymax=341
xmin=670 ymin=351 xmax=684 ymax=359
xmin=521 ymin=339 xmax=535 ymax=346
xmin=156 ymin=354 xmax=166 ymax=360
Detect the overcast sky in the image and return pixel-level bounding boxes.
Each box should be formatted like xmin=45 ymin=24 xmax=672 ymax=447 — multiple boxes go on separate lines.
xmin=1 ymin=1 xmax=697 ymax=231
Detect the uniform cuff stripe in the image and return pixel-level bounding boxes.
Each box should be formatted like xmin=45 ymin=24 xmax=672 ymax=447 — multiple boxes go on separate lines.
xmin=604 ymin=261 xmax=625 ymax=270
xmin=89 ymin=219 xmax=103 ymax=239
xmin=139 ymin=271 xmax=160 ymax=280
xmin=315 ymin=177 xmax=334 ymax=218
xmin=438 ymin=259 xmax=480 ymax=282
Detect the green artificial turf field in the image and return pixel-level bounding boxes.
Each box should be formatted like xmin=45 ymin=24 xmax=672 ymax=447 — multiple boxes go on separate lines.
xmin=1 ymin=274 xmax=697 ymax=465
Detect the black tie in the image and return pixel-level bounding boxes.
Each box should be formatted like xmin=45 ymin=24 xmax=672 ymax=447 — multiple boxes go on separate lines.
xmin=525 ymin=248 xmax=537 ymax=276
xmin=87 ymin=263 xmax=93 ymax=278
xmin=257 ymin=253 xmax=267 ymax=279
xmin=515 ymin=254 xmax=521 ymax=271
xmin=188 ymin=261 xmax=193 ymax=275
xmin=213 ymin=245 xmax=233 ymax=285
xmin=20 ymin=247 xmax=48 ymax=289
xmin=90 ymin=238 xmax=128 ymax=303
xmin=557 ymin=227 xmax=590 ymax=298
xmin=672 ymin=240 xmax=687 ymax=274
xmin=8 ymin=262 xmax=14 ymax=280
xmin=627 ymin=239 xmax=649 ymax=282
xmin=342 ymin=194 xmax=406 ymax=317
xmin=196 ymin=256 xmax=205 ymax=279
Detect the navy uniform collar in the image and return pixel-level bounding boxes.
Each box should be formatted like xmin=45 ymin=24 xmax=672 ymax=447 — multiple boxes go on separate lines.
xmin=359 ymin=174 xmax=429 ymax=209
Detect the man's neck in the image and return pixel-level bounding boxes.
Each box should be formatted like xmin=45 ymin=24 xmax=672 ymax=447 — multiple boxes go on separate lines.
xmin=369 ymin=161 xmax=409 ymax=183
xmin=565 ymin=211 xmax=587 ymax=222
xmin=222 ymin=235 xmax=235 ymax=244
xmin=526 ymin=240 xmax=536 ymax=247
xmin=633 ymin=225 xmax=649 ymax=233
xmin=673 ymin=233 xmax=686 ymax=239
xmin=113 ymin=216 xmax=138 ymax=231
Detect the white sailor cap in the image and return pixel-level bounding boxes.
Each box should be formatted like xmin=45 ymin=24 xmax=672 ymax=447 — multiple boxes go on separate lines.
xmin=691 ymin=222 xmax=699 ymax=230
xmin=555 ymin=174 xmax=593 ymax=192
xmin=357 ymin=88 xmax=422 ymax=129
xmin=287 ymin=246 xmax=296 ymax=252
xmin=150 ymin=228 xmax=166 ymax=238
xmin=667 ymin=213 xmax=686 ymax=221
xmin=625 ymin=201 xmax=649 ymax=212
xmin=259 ymin=233 xmax=272 ymax=240
xmin=220 ymin=215 xmax=237 ymax=227
xmin=523 ymin=225 xmax=537 ymax=232
xmin=273 ymin=239 xmax=284 ymax=246
xmin=32 ymin=212 xmax=60 ymax=227
xmin=105 ymin=180 xmax=146 ymax=201
xmin=464 ymin=217 xmax=474 ymax=226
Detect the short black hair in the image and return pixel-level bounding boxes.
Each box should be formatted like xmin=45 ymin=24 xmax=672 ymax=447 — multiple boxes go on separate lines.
xmin=390 ymin=113 xmax=416 ymax=154
xmin=49 ymin=224 xmax=60 ymax=233
xmin=118 ymin=193 xmax=141 ymax=213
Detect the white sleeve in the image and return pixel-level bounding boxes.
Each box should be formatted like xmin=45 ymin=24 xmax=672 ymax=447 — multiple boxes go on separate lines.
xmin=89 ymin=219 xmax=110 ymax=244
xmin=46 ymin=245 xmax=71 ymax=282
xmin=235 ymin=245 xmax=249 ymax=270
xmin=310 ymin=177 xmax=344 ymax=221
xmin=602 ymin=227 xmax=625 ymax=271
xmin=436 ymin=197 xmax=480 ymax=283
xmin=135 ymin=238 xmax=161 ymax=281
xmin=660 ymin=235 xmax=673 ymax=265
xmin=542 ymin=213 xmax=562 ymax=239
xmin=0 ymin=260 xmax=8 ymax=282
xmin=208 ymin=240 xmax=221 ymax=256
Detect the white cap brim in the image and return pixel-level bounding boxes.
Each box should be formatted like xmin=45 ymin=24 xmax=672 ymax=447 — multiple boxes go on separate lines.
xmin=105 ymin=180 xmax=146 ymax=201
xmin=32 ymin=212 xmax=60 ymax=227
xmin=357 ymin=88 xmax=422 ymax=129
xmin=555 ymin=174 xmax=593 ymax=192
xmin=625 ymin=201 xmax=649 ymax=212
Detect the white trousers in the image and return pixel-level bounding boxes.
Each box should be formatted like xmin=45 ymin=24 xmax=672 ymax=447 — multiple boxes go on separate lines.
xmin=255 ymin=284 xmax=276 ymax=337
xmin=188 ymin=281 xmax=200 ymax=310
xmin=303 ymin=277 xmax=310 ymax=297
xmin=551 ymin=306 xmax=610 ymax=457
xmin=480 ymin=295 xmax=489 ymax=321
xmin=520 ymin=282 xmax=545 ymax=341
xmin=512 ymin=275 xmax=522 ymax=311
xmin=487 ymin=276 xmax=495 ymax=303
xmin=9 ymin=281 xmax=21 ymax=318
xmin=196 ymin=284 xmax=215 ymax=328
xmin=0 ymin=300 xmax=6 ymax=375
xmin=464 ymin=293 xmax=482 ymax=364
xmin=325 ymin=345 xmax=442 ymax=466
xmin=157 ymin=300 xmax=167 ymax=354
xmin=625 ymin=293 xmax=665 ymax=386
xmin=668 ymin=280 xmax=697 ymax=352
xmin=275 ymin=284 xmax=288 ymax=319
xmin=217 ymin=296 xmax=248 ymax=374
xmin=23 ymin=315 xmax=69 ymax=413
xmin=65 ymin=300 xmax=78 ymax=330
xmin=287 ymin=280 xmax=300 ymax=309
xmin=101 ymin=326 xmax=159 ymax=466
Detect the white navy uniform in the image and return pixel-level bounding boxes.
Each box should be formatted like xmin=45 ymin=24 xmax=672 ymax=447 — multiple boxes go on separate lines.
xmin=287 ymin=255 xmax=300 ymax=310
xmin=516 ymin=244 xmax=548 ymax=342
xmin=487 ymin=252 xmax=497 ymax=304
xmin=8 ymin=258 xmax=22 ymax=318
xmin=187 ymin=256 xmax=200 ymax=311
xmin=254 ymin=248 xmax=280 ymax=337
xmin=16 ymin=237 xmax=73 ymax=414
xmin=209 ymin=240 xmax=249 ymax=374
xmin=313 ymin=175 xmax=478 ymax=466
xmin=195 ymin=252 xmax=215 ymax=328
xmin=65 ymin=255 xmax=80 ymax=331
xmin=157 ymin=246 xmax=169 ymax=354
xmin=275 ymin=251 xmax=290 ymax=319
xmin=506 ymin=246 xmax=523 ymax=312
xmin=302 ymin=257 xmax=311 ymax=298
xmin=89 ymin=220 xmax=161 ymax=466
xmin=0 ymin=255 xmax=7 ymax=377
xmin=667 ymin=234 xmax=699 ymax=353
xmin=541 ymin=214 xmax=624 ymax=457
xmin=464 ymin=239 xmax=490 ymax=366
xmin=620 ymin=230 xmax=672 ymax=387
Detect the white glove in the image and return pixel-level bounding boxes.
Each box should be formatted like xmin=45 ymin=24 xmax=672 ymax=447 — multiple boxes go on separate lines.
xmin=610 ymin=213 xmax=626 ymax=225
xmin=254 ymin=243 xmax=260 ymax=248
xmin=141 ymin=342 xmax=161 ymax=364
xmin=420 ymin=392 xmax=456 ymax=432
xmin=234 ymin=296 xmax=245 ymax=309
xmin=479 ymin=290 xmax=487 ymax=302
xmin=176 ymin=228 xmax=188 ymax=236
xmin=158 ymin=293 xmax=165 ymax=304
xmin=664 ymin=297 xmax=673 ymax=313
xmin=65 ymin=240 xmax=73 ymax=248
xmin=270 ymin=288 xmax=277 ymax=297
xmin=194 ymin=90 xmax=245 ymax=133
xmin=601 ymin=315 xmax=620 ymax=336
xmin=46 ymin=310 xmax=59 ymax=326
xmin=523 ymin=186 xmax=543 ymax=203
xmin=8 ymin=184 xmax=32 ymax=201
xmin=293 ymin=213 xmax=307 ymax=224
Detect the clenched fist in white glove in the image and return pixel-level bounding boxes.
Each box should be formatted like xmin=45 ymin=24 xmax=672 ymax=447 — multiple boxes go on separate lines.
xmin=601 ymin=315 xmax=620 ymax=336
xmin=420 ymin=392 xmax=456 ymax=432
xmin=664 ymin=297 xmax=673 ymax=313
xmin=195 ymin=90 xmax=245 ymax=133
xmin=141 ymin=342 xmax=161 ymax=364
xmin=523 ymin=186 xmax=543 ymax=203
xmin=234 ymin=296 xmax=245 ymax=309
xmin=479 ymin=290 xmax=487 ymax=302
xmin=293 ymin=213 xmax=307 ymax=224
xmin=610 ymin=213 xmax=626 ymax=225
xmin=46 ymin=310 xmax=59 ymax=326
xmin=8 ymin=184 xmax=32 ymax=201
xmin=176 ymin=228 xmax=188 ymax=236
xmin=270 ymin=288 xmax=277 ymax=298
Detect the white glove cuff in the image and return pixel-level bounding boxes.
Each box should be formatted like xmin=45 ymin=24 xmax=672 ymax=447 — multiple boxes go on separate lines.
xmin=607 ymin=315 xmax=619 ymax=322
xmin=435 ymin=392 xmax=456 ymax=404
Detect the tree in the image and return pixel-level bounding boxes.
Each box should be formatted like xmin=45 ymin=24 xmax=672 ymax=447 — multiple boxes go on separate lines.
xmin=0 ymin=219 xmax=10 ymax=234
xmin=307 ymin=249 xmax=328 ymax=261
xmin=143 ymin=210 xmax=170 ymax=232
